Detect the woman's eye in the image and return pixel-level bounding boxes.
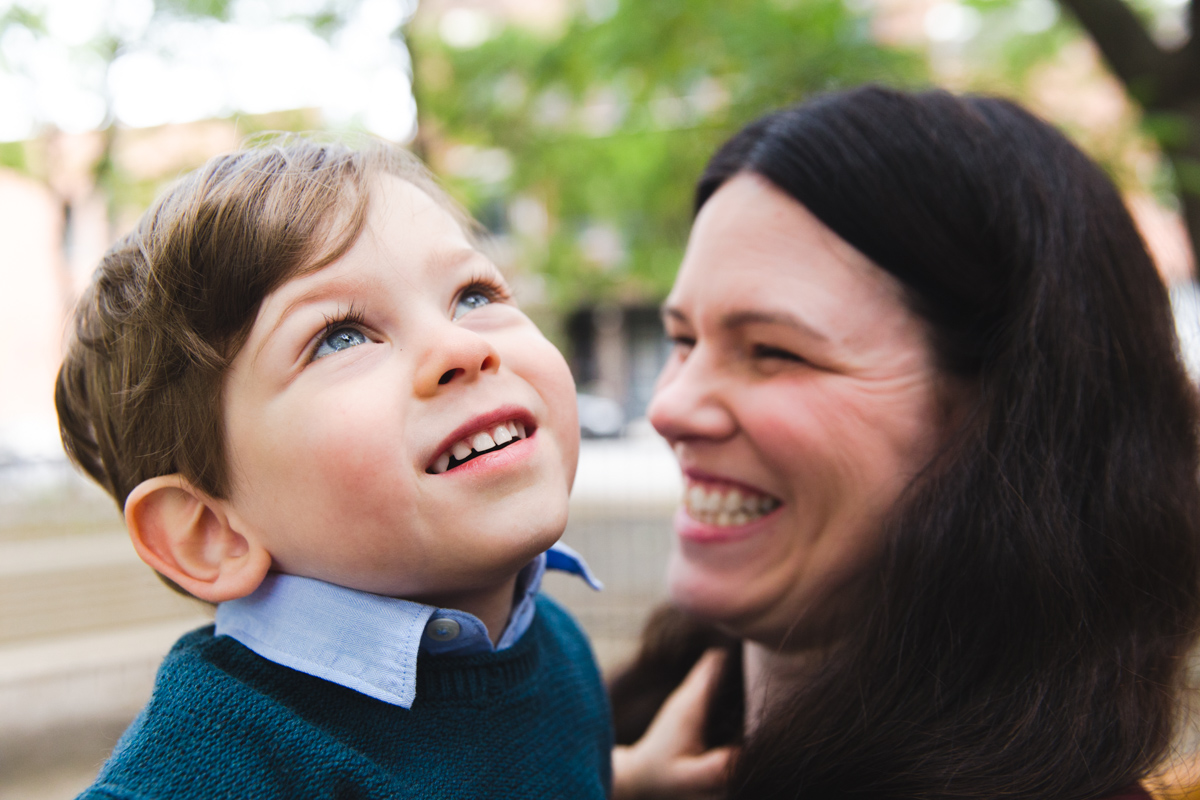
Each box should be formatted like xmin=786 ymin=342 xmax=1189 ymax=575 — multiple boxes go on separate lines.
xmin=754 ymin=344 xmax=804 ymax=363
xmin=453 ymin=290 xmax=493 ymax=320
xmin=314 ymin=327 xmax=368 ymax=360
xmin=670 ymin=336 xmax=696 ymax=355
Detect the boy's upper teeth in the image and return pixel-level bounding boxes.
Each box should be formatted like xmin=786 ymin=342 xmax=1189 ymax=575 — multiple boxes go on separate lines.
xmin=429 ymin=419 xmax=528 ymax=474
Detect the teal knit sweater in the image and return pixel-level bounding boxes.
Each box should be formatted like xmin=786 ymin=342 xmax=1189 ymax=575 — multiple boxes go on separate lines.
xmin=78 ymin=595 xmax=612 ymax=799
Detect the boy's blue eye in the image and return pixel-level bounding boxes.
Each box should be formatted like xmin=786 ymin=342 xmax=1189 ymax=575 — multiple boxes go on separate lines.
xmin=453 ymin=290 xmax=492 ymax=320
xmin=314 ymin=327 xmax=368 ymax=360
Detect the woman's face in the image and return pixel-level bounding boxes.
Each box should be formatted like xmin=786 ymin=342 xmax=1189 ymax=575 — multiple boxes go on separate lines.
xmin=649 ymin=173 xmax=955 ymax=650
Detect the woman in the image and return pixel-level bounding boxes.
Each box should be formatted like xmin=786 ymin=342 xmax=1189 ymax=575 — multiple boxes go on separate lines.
xmin=611 ymin=86 xmax=1200 ymax=799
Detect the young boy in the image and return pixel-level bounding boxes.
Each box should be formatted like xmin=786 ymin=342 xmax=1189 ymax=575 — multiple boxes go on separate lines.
xmin=56 ymin=138 xmax=612 ymax=799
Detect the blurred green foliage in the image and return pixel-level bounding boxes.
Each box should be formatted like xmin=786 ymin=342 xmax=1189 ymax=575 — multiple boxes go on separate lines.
xmin=959 ymin=0 xmax=1197 ymax=233
xmin=155 ymin=0 xmax=233 ymax=21
xmin=413 ymin=0 xmax=925 ymax=310
xmin=4 ymin=0 xmax=1189 ymax=304
xmin=0 ymin=141 xmax=26 ymax=172
xmin=959 ymin=0 xmax=1078 ymax=87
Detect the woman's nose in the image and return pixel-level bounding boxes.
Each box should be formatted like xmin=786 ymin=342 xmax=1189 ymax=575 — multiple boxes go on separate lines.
xmin=647 ymin=349 xmax=737 ymax=443
xmin=414 ymin=323 xmax=501 ymax=396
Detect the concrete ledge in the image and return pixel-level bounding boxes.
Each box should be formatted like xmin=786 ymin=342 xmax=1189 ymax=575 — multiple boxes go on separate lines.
xmin=0 ymin=617 xmax=211 ymax=735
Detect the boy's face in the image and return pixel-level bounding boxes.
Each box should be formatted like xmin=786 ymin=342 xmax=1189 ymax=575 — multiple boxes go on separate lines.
xmin=220 ymin=175 xmax=579 ymax=602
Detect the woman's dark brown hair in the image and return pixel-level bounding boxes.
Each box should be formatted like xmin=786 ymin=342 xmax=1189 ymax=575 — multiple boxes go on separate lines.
xmin=613 ymin=86 xmax=1200 ymax=799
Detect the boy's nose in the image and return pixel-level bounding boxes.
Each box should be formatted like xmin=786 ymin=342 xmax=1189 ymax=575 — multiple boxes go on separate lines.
xmin=414 ymin=325 xmax=501 ymax=396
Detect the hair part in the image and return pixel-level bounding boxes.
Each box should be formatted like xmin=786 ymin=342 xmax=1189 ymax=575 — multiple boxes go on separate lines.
xmin=56 ymin=136 xmax=461 ymax=511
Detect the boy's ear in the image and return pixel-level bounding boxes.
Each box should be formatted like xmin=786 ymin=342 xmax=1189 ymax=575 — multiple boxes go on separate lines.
xmin=125 ymin=475 xmax=272 ymax=603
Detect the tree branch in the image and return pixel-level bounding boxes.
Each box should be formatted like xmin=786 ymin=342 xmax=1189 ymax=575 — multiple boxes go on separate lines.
xmin=1190 ymin=0 xmax=1197 ymax=52
xmin=1056 ymin=0 xmax=1171 ymax=107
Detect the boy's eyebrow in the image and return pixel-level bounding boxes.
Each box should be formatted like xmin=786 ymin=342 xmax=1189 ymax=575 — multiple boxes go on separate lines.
xmin=252 ymin=272 xmax=370 ymax=362
xmin=428 ymin=246 xmax=493 ymax=274
xmin=424 ymin=247 xmax=508 ymax=290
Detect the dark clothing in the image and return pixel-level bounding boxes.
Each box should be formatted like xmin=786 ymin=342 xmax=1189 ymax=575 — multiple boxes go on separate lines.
xmin=1100 ymin=786 xmax=1154 ymax=800
xmin=77 ymin=595 xmax=612 ymax=799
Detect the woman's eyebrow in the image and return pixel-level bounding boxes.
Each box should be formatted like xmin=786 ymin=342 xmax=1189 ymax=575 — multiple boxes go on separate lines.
xmin=720 ymin=309 xmax=829 ymax=341
xmin=715 ymin=309 xmax=830 ymax=340
xmin=661 ymin=306 xmax=828 ymax=341
xmin=661 ymin=306 xmax=689 ymax=326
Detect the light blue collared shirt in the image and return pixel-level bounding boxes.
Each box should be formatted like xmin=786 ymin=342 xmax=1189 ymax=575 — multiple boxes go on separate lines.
xmin=213 ymin=542 xmax=602 ymax=709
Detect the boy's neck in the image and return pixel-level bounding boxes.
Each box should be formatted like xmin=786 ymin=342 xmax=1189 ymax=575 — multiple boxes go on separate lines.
xmin=412 ymin=575 xmax=520 ymax=646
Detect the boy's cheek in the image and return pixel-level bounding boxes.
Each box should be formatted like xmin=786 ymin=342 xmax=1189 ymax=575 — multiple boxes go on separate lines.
xmin=232 ymin=396 xmax=407 ymax=515
xmin=531 ymin=351 xmax=581 ymax=484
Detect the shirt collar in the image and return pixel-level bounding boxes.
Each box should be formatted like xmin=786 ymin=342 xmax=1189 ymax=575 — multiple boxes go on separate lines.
xmin=213 ymin=542 xmax=601 ymax=709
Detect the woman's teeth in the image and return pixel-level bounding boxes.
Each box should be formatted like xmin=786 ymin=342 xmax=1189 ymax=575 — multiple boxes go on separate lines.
xmin=430 ymin=420 xmax=527 ymax=474
xmin=684 ymin=482 xmax=780 ymax=526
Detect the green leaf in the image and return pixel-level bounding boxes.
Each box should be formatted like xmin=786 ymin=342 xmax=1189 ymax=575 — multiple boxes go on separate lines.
xmin=1143 ymin=113 xmax=1194 ymax=151
xmin=155 ymin=0 xmax=233 ymax=21
xmin=0 ymin=7 xmax=46 ymax=35
xmin=1175 ymin=158 xmax=1200 ymax=197
xmin=0 ymin=141 xmax=26 ymax=172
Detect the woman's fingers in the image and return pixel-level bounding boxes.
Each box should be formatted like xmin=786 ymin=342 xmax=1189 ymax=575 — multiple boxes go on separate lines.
xmin=651 ymin=649 xmax=725 ymax=750
xmin=611 ymin=649 xmax=734 ymax=800
xmin=669 ymin=745 xmax=735 ymax=795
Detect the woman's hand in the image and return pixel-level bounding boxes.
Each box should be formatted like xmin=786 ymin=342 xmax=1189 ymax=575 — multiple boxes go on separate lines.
xmin=612 ymin=649 xmax=736 ymax=800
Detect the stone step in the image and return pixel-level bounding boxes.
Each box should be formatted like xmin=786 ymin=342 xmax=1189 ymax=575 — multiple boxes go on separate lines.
xmin=0 ymin=616 xmax=212 ymax=795
xmin=0 ymin=533 xmax=211 ymax=645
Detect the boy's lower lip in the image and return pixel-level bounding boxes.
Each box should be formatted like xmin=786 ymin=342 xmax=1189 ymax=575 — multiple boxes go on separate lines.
xmin=673 ymin=505 xmax=781 ymax=544
xmin=429 ymin=432 xmax=536 ymax=478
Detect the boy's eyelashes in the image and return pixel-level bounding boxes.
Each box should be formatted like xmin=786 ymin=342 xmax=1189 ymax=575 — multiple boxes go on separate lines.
xmin=454 ymin=273 xmax=514 ymax=315
xmin=310 ymin=306 xmax=370 ymax=362
xmin=303 ymin=278 xmax=515 ymax=363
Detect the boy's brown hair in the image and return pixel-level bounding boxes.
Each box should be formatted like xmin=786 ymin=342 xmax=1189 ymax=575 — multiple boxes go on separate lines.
xmin=56 ymin=136 xmax=457 ymax=510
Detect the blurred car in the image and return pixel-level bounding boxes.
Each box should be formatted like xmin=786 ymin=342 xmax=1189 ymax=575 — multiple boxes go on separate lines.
xmin=576 ymin=393 xmax=625 ymax=438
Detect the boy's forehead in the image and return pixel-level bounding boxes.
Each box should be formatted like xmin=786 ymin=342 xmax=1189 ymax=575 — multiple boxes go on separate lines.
xmin=269 ymin=242 xmax=483 ymax=312
xmin=348 ymin=175 xmax=475 ymax=271
xmin=282 ymin=176 xmax=471 ymax=288
xmin=371 ymin=173 xmax=465 ymax=229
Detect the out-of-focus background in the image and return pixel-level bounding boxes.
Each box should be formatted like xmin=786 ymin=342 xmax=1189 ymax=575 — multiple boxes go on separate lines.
xmin=1 ymin=0 xmax=1198 ymax=797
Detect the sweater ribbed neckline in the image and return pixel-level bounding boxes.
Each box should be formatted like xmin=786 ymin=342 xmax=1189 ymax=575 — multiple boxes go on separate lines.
xmin=412 ymin=614 xmax=543 ymax=704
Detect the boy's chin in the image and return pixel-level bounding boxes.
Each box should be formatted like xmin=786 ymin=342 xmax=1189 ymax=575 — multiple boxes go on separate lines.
xmin=435 ymin=505 xmax=569 ymax=583
xmin=479 ymin=490 xmax=571 ymax=545
xmin=488 ymin=513 xmax=569 ymax=568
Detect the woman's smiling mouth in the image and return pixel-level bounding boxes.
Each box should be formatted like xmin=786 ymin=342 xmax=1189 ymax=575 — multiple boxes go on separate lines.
xmin=427 ymin=419 xmax=529 ymax=474
xmin=683 ymin=479 xmax=781 ymax=526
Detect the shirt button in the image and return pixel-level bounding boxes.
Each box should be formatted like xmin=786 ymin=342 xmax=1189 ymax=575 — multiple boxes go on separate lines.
xmin=425 ymin=617 xmax=461 ymax=642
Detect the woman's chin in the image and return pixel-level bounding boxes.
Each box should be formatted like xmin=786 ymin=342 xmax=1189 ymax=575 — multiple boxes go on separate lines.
xmin=666 ymin=553 xmax=758 ymax=628
xmin=666 ymin=553 xmax=842 ymax=648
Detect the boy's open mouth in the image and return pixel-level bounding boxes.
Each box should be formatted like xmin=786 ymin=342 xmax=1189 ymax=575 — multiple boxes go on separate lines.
xmin=427 ymin=419 xmax=530 ymax=474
